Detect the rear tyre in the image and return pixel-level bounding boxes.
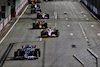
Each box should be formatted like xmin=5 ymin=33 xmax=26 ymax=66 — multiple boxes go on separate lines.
xmin=34 ymin=49 xmax=40 ymax=58
xmin=33 ymin=23 xmax=35 ymax=29
xmin=56 ymin=30 xmax=59 ymax=37
xmin=47 ymin=14 xmax=49 ymax=19
xmin=45 ymin=23 xmax=47 ymax=28
xmin=41 ymin=32 xmax=48 ymax=37
xmin=14 ymin=51 xmax=17 ymax=59
xmin=37 ymin=14 xmax=39 ymax=19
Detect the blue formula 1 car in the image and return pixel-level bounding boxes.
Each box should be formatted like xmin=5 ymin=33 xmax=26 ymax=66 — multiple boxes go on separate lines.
xmin=14 ymin=45 xmax=40 ymax=60
xmin=31 ymin=4 xmax=41 ymax=13
xmin=31 ymin=7 xmax=42 ymax=13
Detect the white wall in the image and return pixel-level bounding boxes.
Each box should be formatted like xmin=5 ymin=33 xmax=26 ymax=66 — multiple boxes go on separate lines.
xmin=0 ymin=0 xmax=11 ymax=31
xmin=0 ymin=0 xmax=11 ymax=22
xmin=0 ymin=0 xmax=28 ymax=31
xmin=15 ymin=0 xmax=25 ymax=11
xmin=15 ymin=0 xmax=28 ymax=16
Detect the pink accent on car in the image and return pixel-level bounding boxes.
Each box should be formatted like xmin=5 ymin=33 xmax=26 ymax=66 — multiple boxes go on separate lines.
xmin=52 ymin=34 xmax=56 ymax=36
xmin=44 ymin=16 xmax=48 ymax=18
xmin=43 ymin=35 xmax=48 ymax=36
xmin=23 ymin=46 xmax=25 ymax=48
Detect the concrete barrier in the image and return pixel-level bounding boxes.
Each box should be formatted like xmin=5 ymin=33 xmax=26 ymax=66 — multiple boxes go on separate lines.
xmin=15 ymin=0 xmax=28 ymax=17
xmin=0 ymin=21 xmax=4 ymax=32
xmin=0 ymin=14 xmax=11 ymax=32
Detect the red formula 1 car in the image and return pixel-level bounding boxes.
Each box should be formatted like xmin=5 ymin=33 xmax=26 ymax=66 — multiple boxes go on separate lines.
xmin=37 ymin=12 xmax=49 ymax=19
xmin=14 ymin=45 xmax=40 ymax=60
xmin=33 ymin=21 xmax=48 ymax=29
xmin=41 ymin=27 xmax=59 ymax=37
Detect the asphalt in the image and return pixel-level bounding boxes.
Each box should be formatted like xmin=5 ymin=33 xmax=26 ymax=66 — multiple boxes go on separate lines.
xmin=0 ymin=0 xmax=100 ymax=67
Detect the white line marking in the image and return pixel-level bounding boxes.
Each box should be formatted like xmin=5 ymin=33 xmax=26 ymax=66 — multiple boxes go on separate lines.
xmin=79 ymin=23 xmax=89 ymax=42
xmin=85 ymin=37 xmax=87 ymax=39
xmin=54 ymin=11 xmax=57 ymax=20
xmin=97 ymin=33 xmax=100 ymax=36
xmin=91 ymin=25 xmax=94 ymax=27
xmin=40 ymin=38 xmax=42 ymax=41
xmin=67 ymin=25 xmax=70 ymax=27
xmin=0 ymin=5 xmax=29 ymax=44
xmin=40 ymin=29 xmax=43 ymax=41
xmin=81 ymin=11 xmax=83 ymax=14
xmin=68 ymin=2 xmax=77 ymax=18
xmin=86 ymin=18 xmax=89 ymax=20
xmin=54 ymin=11 xmax=57 ymax=27
xmin=70 ymin=33 xmax=73 ymax=36
xmin=65 ymin=15 xmax=67 ymax=17
xmin=86 ymin=39 xmax=88 ymax=42
xmin=66 ymin=18 xmax=68 ymax=20
xmin=83 ymin=15 xmax=87 ymax=17
xmin=64 ymin=11 xmax=66 ymax=13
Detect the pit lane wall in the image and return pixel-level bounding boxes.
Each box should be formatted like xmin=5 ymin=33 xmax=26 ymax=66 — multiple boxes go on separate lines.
xmin=80 ymin=0 xmax=100 ymax=19
xmin=15 ymin=0 xmax=28 ymax=17
xmin=0 ymin=0 xmax=28 ymax=32
xmin=0 ymin=0 xmax=11 ymax=32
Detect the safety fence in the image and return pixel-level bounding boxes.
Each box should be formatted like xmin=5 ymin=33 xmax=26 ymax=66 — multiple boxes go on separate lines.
xmin=0 ymin=0 xmax=28 ymax=32
xmin=15 ymin=0 xmax=28 ymax=17
xmin=0 ymin=14 xmax=11 ymax=32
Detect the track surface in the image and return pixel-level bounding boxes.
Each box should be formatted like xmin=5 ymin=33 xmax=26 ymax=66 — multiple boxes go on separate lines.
xmin=0 ymin=0 xmax=100 ymax=67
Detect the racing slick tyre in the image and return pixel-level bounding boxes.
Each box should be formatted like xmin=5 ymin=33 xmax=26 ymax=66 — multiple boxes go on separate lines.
xmin=37 ymin=0 xmax=41 ymax=3
xmin=31 ymin=10 xmax=35 ymax=13
xmin=31 ymin=5 xmax=34 ymax=8
xmin=17 ymin=49 xmax=22 ymax=51
xmin=34 ymin=49 xmax=40 ymax=58
xmin=33 ymin=23 xmax=35 ymax=28
xmin=46 ymin=14 xmax=49 ymax=19
xmin=33 ymin=23 xmax=39 ymax=29
xmin=45 ymin=23 xmax=47 ymax=28
xmin=37 ymin=5 xmax=40 ymax=8
xmin=14 ymin=51 xmax=24 ymax=60
xmin=37 ymin=14 xmax=42 ymax=19
xmin=41 ymin=32 xmax=48 ymax=37
xmin=29 ymin=1 xmax=32 ymax=4
xmin=14 ymin=51 xmax=17 ymax=59
xmin=55 ymin=30 xmax=59 ymax=37
xmin=39 ymin=9 xmax=42 ymax=13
